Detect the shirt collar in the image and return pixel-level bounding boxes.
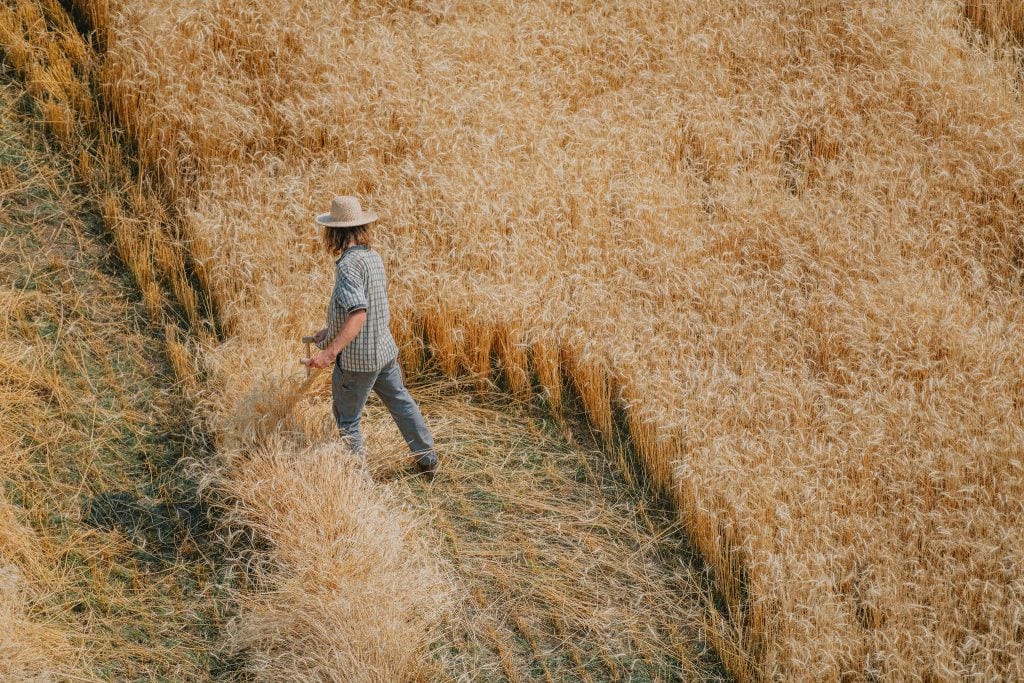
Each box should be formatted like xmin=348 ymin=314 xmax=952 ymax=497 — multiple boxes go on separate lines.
xmin=335 ymin=245 xmax=369 ymax=264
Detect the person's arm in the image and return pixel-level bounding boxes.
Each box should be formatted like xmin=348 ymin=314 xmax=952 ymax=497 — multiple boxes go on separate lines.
xmin=303 ymin=309 xmax=366 ymax=370
xmin=305 ymin=259 xmax=369 ymax=370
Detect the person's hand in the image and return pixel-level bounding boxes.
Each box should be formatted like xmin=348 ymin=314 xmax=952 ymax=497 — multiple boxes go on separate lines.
xmin=301 ymin=349 xmax=334 ymax=370
xmin=312 ymin=328 xmax=328 ymax=345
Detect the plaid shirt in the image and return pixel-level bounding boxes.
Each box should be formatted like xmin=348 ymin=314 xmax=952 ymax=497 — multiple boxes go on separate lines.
xmin=316 ymin=246 xmax=399 ymax=372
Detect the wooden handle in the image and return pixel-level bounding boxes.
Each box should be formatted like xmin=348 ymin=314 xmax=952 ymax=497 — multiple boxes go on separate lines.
xmin=302 ymin=335 xmax=314 ymax=378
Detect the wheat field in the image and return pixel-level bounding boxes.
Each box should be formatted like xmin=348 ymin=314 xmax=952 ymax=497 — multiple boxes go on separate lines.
xmin=3 ymin=0 xmax=1024 ymax=679
xmin=3 ymin=1 xmax=722 ymax=679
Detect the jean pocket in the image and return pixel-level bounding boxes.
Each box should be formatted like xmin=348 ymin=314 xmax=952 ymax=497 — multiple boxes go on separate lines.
xmin=333 ymin=364 xmax=353 ymax=392
xmin=340 ymin=371 xmax=356 ymax=391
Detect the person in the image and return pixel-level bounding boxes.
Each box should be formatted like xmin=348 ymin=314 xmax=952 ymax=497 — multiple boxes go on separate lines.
xmin=302 ymin=195 xmax=439 ymax=479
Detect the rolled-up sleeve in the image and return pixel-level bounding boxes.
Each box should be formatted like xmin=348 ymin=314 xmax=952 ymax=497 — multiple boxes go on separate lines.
xmin=316 ymin=262 xmax=368 ymax=350
xmin=334 ymin=268 xmax=368 ymax=315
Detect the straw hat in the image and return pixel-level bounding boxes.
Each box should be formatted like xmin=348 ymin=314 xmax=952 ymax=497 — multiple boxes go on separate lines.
xmin=316 ymin=195 xmax=378 ymax=228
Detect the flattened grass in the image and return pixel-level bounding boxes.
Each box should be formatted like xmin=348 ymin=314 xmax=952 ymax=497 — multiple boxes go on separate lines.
xmin=0 ymin=71 xmax=231 ymax=680
xmin=361 ymin=376 xmax=727 ymax=680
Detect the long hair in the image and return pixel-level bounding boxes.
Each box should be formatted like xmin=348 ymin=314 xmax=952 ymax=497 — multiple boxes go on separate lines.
xmin=323 ymin=223 xmax=372 ymax=256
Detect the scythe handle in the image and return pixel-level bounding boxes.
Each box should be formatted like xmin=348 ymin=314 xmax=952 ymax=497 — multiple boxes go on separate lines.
xmin=302 ymin=335 xmax=315 ymax=378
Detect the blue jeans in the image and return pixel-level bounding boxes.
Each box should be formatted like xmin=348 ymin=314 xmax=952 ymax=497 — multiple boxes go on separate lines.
xmin=331 ymin=357 xmax=435 ymax=459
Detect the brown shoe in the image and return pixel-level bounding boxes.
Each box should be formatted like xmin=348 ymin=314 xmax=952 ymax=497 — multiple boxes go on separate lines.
xmin=415 ymin=452 xmax=438 ymax=480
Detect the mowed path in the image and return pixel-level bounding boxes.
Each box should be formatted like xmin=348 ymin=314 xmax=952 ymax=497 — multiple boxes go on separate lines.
xmin=0 ymin=71 xmax=229 ymax=679
xmin=351 ymin=379 xmax=728 ymax=682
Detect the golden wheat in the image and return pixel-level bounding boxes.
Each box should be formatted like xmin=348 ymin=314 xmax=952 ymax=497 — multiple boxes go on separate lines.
xmin=965 ymin=0 xmax=1024 ymax=45
xmin=40 ymin=0 xmax=1024 ymax=679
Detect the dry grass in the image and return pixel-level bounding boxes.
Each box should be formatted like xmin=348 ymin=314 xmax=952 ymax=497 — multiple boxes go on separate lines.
xmin=0 ymin=375 xmax=73 ymax=681
xmin=0 ymin=564 xmax=68 ymax=681
xmin=0 ymin=72 xmax=229 ymax=679
xmin=8 ymin=0 xmax=1024 ymax=679
xmin=352 ymin=377 xmax=725 ymax=681
xmin=217 ymin=435 xmax=450 ymax=681
xmin=0 ymin=71 xmax=97 ymax=681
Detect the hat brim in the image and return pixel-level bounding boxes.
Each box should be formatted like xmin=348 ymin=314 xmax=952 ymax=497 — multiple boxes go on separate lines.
xmin=315 ymin=211 xmax=378 ymax=228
